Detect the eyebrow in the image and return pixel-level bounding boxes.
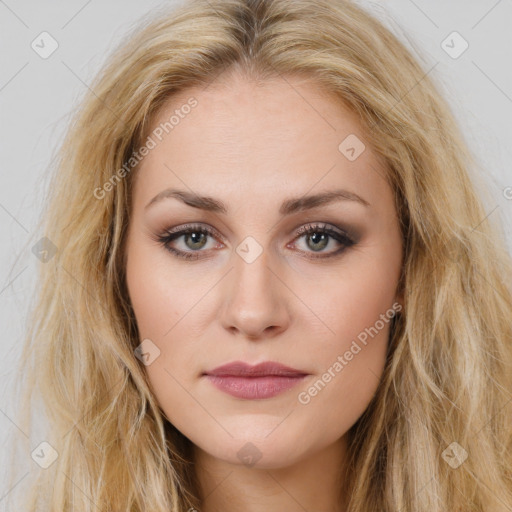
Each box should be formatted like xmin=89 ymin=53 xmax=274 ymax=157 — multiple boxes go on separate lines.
xmin=144 ymin=187 xmax=370 ymax=214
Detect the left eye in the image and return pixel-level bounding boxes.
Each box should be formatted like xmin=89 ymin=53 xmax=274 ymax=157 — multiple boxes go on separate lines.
xmin=289 ymin=223 xmax=356 ymax=260
xmin=157 ymin=223 xmax=355 ymax=260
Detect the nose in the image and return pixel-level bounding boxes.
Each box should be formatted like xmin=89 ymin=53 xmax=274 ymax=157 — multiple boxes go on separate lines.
xmin=219 ymin=245 xmax=291 ymax=340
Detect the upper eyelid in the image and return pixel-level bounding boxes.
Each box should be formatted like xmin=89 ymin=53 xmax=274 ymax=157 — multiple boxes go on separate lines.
xmin=162 ymin=222 xmax=353 ymax=245
xmin=164 ymin=223 xmax=223 ymax=240
xmin=158 ymin=223 xmax=356 ymax=262
xmin=164 ymin=221 xmax=343 ymax=235
xmin=295 ymin=222 xmax=352 ymax=238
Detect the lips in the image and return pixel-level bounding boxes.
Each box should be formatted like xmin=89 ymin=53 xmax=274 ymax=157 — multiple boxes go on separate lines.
xmin=204 ymin=360 xmax=308 ymax=378
xmin=203 ymin=361 xmax=309 ymax=400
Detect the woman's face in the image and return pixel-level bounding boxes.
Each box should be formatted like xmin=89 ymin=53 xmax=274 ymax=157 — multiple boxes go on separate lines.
xmin=125 ymin=71 xmax=403 ymax=469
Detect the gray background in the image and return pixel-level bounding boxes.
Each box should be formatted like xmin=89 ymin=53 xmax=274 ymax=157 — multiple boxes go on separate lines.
xmin=1 ymin=0 xmax=511 ymax=505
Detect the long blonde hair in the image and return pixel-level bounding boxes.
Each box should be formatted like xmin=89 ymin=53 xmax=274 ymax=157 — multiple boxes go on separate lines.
xmin=6 ymin=0 xmax=512 ymax=510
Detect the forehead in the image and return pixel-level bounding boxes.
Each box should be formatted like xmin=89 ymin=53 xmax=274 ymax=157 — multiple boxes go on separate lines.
xmin=133 ymin=71 xmax=389 ymax=214
xmin=146 ymin=71 xmax=365 ymax=157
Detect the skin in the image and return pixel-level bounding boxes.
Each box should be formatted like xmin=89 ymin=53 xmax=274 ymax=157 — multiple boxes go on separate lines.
xmin=125 ymin=68 xmax=404 ymax=512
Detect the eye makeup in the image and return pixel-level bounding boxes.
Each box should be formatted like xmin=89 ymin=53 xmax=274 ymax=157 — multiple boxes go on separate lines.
xmin=153 ymin=221 xmax=357 ymax=261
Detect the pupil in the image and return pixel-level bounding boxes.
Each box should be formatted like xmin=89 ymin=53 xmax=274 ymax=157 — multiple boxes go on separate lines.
xmin=183 ymin=231 xmax=329 ymax=252
xmin=186 ymin=232 xmax=207 ymax=249
xmin=308 ymin=232 xmax=328 ymax=251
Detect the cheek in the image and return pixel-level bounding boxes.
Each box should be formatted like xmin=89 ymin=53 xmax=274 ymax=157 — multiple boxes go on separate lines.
xmin=125 ymin=240 xmax=194 ymax=339
xmin=125 ymin=240 xmax=209 ymax=403
xmin=295 ymin=253 xmax=399 ymax=360
xmin=125 ymin=245 xmax=200 ymax=429
xmin=290 ymin=253 xmax=399 ymax=428
xmin=295 ymin=299 xmax=392 ymax=442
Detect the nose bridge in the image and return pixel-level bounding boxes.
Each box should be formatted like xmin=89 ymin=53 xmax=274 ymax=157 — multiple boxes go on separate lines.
xmin=219 ymin=237 xmax=289 ymax=338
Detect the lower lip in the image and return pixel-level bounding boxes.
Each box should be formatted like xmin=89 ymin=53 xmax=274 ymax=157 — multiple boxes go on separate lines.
xmin=204 ymin=375 xmax=307 ymax=399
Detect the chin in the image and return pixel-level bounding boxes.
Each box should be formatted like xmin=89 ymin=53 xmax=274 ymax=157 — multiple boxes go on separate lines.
xmin=194 ymin=428 xmax=309 ymax=470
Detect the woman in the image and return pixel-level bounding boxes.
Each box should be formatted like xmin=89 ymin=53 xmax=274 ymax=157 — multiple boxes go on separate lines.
xmin=7 ymin=0 xmax=512 ymax=510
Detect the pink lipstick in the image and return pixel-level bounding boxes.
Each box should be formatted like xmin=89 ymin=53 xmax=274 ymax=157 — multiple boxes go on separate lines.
xmin=203 ymin=361 xmax=308 ymax=400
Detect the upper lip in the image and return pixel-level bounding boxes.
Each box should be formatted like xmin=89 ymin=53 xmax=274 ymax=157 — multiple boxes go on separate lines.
xmin=204 ymin=361 xmax=308 ymax=377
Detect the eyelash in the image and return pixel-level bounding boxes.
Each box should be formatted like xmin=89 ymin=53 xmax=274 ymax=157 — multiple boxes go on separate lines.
xmin=156 ymin=222 xmax=355 ymax=261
